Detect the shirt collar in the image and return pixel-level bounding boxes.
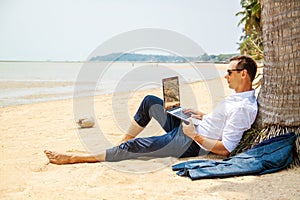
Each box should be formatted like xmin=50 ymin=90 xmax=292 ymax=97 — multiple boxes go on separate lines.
xmin=229 ymin=89 xmax=256 ymax=99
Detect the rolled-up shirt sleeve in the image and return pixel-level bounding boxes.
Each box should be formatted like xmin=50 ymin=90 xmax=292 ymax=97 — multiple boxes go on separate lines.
xmin=222 ymin=107 xmax=257 ymax=152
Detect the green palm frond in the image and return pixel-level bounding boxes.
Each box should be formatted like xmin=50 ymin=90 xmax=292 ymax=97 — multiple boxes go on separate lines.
xmin=237 ymin=0 xmax=263 ymax=60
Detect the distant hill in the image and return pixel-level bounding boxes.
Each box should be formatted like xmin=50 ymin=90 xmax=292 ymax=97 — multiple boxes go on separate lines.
xmin=89 ymin=52 xmax=238 ymax=63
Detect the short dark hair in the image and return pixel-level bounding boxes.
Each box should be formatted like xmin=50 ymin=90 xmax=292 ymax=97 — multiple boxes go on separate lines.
xmin=230 ymin=55 xmax=257 ymax=82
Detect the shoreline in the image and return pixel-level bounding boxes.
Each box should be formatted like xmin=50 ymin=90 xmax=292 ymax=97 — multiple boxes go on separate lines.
xmin=0 ymin=62 xmax=228 ymax=108
xmin=0 ymin=75 xmax=228 ymax=109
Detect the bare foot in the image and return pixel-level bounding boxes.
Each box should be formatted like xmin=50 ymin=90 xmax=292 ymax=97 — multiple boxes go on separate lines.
xmin=44 ymin=150 xmax=74 ymax=165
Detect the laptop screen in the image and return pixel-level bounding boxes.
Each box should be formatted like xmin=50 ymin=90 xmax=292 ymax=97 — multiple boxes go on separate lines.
xmin=162 ymin=76 xmax=180 ymax=111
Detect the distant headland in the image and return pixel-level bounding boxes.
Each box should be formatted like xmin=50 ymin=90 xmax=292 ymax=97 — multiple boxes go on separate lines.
xmin=89 ymin=53 xmax=238 ymax=63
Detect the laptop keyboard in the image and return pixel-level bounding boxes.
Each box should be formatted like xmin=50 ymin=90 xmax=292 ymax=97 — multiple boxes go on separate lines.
xmin=173 ymin=110 xmax=192 ymax=119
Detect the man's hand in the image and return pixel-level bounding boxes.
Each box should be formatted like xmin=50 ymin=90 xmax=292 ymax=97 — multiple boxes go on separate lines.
xmin=183 ymin=109 xmax=206 ymax=120
xmin=182 ymin=119 xmax=197 ymax=139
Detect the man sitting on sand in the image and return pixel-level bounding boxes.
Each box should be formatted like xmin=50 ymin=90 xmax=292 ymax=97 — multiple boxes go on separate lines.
xmin=44 ymin=55 xmax=258 ymax=164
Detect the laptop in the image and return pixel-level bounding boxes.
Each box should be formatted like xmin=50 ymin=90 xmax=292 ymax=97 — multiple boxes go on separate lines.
xmin=162 ymin=76 xmax=200 ymax=125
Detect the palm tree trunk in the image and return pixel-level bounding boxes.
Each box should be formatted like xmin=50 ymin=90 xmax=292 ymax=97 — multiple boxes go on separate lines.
xmin=253 ymin=0 xmax=300 ymax=166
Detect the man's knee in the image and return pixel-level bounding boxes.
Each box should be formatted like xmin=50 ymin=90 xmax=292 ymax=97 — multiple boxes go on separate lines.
xmin=134 ymin=95 xmax=164 ymax=127
xmin=143 ymin=95 xmax=163 ymax=106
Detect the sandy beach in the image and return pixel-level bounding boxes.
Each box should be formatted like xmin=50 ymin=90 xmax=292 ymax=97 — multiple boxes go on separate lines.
xmin=1 ymin=75 xmax=299 ymax=200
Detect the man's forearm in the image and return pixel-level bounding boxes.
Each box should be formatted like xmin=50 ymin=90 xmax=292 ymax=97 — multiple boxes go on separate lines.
xmin=181 ymin=119 xmax=230 ymax=156
xmin=194 ymin=134 xmax=230 ymax=156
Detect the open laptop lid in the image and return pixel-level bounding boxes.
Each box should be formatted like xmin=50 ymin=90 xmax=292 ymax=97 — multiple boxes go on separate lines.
xmin=162 ymin=76 xmax=181 ymax=111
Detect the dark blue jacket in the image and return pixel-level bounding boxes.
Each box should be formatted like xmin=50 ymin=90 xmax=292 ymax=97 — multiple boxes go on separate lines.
xmin=172 ymin=132 xmax=297 ymax=180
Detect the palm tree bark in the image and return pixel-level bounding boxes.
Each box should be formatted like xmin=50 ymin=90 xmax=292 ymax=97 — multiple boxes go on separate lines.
xmin=253 ymin=0 xmax=300 ymax=166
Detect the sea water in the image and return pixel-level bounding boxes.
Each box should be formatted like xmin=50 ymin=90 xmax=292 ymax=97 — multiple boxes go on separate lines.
xmin=0 ymin=61 xmax=224 ymax=107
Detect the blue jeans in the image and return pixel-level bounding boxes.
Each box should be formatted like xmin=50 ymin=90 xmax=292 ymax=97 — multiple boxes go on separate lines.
xmin=105 ymin=95 xmax=207 ymax=162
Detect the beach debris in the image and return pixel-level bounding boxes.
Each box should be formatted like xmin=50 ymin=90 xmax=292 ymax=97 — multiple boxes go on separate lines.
xmin=76 ymin=116 xmax=95 ymax=128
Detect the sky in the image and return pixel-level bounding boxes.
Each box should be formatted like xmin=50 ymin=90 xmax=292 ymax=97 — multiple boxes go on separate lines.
xmin=0 ymin=0 xmax=243 ymax=61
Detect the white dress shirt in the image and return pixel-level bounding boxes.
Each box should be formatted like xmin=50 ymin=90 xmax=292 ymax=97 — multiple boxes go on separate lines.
xmin=195 ymin=89 xmax=258 ymax=152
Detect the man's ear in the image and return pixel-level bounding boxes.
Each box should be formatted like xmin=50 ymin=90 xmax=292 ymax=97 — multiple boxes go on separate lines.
xmin=241 ymin=69 xmax=248 ymax=79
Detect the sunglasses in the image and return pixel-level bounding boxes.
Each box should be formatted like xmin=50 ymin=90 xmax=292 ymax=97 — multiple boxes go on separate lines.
xmin=227 ymin=69 xmax=244 ymax=76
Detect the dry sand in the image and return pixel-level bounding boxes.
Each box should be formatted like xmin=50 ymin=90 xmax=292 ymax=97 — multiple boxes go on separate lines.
xmin=0 ymin=76 xmax=299 ymax=200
